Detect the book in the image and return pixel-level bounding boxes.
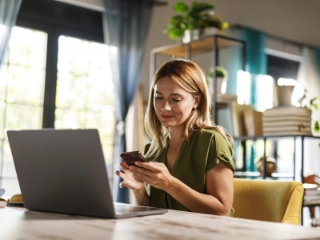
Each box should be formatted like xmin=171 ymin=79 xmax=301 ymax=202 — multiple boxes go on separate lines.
xmin=244 ymin=109 xmax=263 ymax=136
xmin=216 ymin=93 xmax=237 ymax=103
xmin=305 ymin=195 xmax=320 ymax=201
xmin=263 ymin=106 xmax=311 ymax=117
xmin=262 ymin=115 xmax=311 ymax=123
xmin=263 ymin=126 xmax=312 ymax=133
xmin=263 ymin=117 xmax=311 ymax=124
xmin=304 ymin=199 xmax=320 ymax=205
xmin=244 ymin=109 xmax=263 ymax=124
xmin=229 ymin=102 xmax=253 ymax=136
xmin=263 ymin=130 xmax=312 ymax=136
xmin=0 ymin=193 xmax=24 ymax=207
xmin=263 ymin=123 xmax=312 ymax=130
xmin=245 ymin=123 xmax=263 ymax=136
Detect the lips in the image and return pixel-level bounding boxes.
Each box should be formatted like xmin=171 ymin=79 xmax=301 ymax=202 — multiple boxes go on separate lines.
xmin=160 ymin=115 xmax=174 ymax=120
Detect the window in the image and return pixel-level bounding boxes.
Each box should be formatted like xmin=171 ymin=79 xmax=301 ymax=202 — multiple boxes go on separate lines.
xmin=0 ymin=27 xmax=47 ymax=194
xmin=0 ymin=0 xmax=115 ymax=196
xmin=267 ymin=54 xmax=300 ymax=81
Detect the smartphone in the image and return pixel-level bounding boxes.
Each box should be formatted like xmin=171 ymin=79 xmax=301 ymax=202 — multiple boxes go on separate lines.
xmin=120 ymin=151 xmax=146 ymax=166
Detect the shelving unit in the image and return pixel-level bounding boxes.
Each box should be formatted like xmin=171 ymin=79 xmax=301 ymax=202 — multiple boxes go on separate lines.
xmin=233 ymin=134 xmax=320 ymax=225
xmin=149 ymin=35 xmax=318 ymax=225
xmin=233 ymin=135 xmax=320 ymax=182
xmin=150 ymin=34 xmax=246 ymax=123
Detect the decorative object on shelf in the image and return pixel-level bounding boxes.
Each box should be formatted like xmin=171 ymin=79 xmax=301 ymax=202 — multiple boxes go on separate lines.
xmin=255 ymin=157 xmax=276 ymax=177
xmin=202 ymin=13 xmax=228 ymax=36
xmin=163 ymin=1 xmax=228 ymax=42
xmin=182 ymin=29 xmax=201 ymax=43
xmin=262 ymin=105 xmax=312 ymax=136
xmin=207 ymin=66 xmax=228 ymax=94
xmin=275 ymin=85 xmax=295 ymax=106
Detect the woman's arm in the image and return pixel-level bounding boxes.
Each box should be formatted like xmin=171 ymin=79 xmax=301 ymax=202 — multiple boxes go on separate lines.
xmin=131 ymin=161 xmax=233 ymax=215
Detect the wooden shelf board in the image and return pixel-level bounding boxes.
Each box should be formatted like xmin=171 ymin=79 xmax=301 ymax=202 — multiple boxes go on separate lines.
xmin=234 ymin=171 xmax=294 ymax=178
xmin=152 ymin=36 xmax=242 ymax=58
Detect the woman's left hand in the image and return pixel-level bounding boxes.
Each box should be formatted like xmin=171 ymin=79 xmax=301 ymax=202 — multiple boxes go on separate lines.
xmin=129 ymin=161 xmax=174 ymax=191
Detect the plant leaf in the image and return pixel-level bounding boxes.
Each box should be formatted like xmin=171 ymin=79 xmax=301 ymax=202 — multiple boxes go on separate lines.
xmin=313 ymin=103 xmax=319 ymax=110
xmin=173 ymin=1 xmax=188 ymax=13
xmin=314 ymin=121 xmax=320 ymax=133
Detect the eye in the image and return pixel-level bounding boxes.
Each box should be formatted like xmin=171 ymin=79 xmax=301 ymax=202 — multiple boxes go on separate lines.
xmin=171 ymin=98 xmax=181 ymax=102
xmin=154 ymin=96 xmax=163 ymax=100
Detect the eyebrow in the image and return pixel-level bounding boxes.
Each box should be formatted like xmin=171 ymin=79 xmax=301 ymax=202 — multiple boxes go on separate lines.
xmin=155 ymin=91 xmax=182 ymax=97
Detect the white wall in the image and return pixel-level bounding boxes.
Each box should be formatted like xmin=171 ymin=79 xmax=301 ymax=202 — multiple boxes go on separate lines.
xmin=141 ymin=0 xmax=320 ymax=99
xmin=60 ymin=0 xmax=320 ymax=97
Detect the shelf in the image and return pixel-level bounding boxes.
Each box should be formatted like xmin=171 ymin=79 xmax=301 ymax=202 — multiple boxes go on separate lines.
xmin=233 ymin=135 xmax=320 ymax=141
xmin=304 ymin=200 xmax=320 ymax=207
xmin=151 ymin=34 xmax=244 ymax=58
xmin=234 ymin=171 xmax=294 ymax=179
xmin=150 ymin=34 xmax=245 ymax=124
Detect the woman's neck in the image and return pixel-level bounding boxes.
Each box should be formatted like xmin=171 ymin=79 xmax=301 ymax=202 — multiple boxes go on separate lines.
xmin=168 ymin=126 xmax=186 ymax=144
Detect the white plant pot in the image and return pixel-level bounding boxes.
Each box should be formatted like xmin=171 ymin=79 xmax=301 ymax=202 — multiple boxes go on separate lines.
xmin=204 ymin=27 xmax=218 ymax=36
xmin=207 ymin=77 xmax=227 ymax=95
xmin=182 ymin=29 xmax=201 ymax=43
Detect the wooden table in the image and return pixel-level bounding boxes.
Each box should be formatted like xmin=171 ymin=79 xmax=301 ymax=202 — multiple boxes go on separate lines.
xmin=1 ymin=206 xmax=320 ymax=240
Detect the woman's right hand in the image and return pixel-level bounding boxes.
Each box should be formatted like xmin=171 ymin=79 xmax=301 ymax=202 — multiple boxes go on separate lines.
xmin=116 ymin=162 xmax=145 ymax=190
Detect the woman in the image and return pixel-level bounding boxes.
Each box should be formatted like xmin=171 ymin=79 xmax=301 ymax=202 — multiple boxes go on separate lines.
xmin=116 ymin=58 xmax=235 ymax=216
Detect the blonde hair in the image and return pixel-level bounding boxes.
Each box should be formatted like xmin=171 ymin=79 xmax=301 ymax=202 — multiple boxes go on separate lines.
xmin=144 ymin=58 xmax=233 ymax=158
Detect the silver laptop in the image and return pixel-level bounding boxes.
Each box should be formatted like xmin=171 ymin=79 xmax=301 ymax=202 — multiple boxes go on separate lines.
xmin=7 ymin=129 xmax=167 ymax=218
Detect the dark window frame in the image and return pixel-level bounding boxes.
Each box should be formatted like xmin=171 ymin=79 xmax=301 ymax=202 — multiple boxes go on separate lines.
xmin=267 ymin=54 xmax=300 ymax=82
xmin=16 ymin=0 xmax=104 ymax=127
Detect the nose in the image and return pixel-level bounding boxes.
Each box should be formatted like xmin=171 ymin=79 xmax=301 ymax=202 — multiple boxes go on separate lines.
xmin=161 ymin=100 xmax=171 ymax=111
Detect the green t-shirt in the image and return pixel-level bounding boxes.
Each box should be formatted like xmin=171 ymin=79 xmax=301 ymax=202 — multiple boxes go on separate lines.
xmin=144 ymin=128 xmax=235 ymax=212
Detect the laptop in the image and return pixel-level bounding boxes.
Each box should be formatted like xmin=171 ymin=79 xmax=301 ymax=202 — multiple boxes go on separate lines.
xmin=7 ymin=129 xmax=168 ymax=218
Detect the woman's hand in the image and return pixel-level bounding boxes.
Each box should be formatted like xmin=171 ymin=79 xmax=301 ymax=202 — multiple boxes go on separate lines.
xmin=129 ymin=161 xmax=175 ymax=191
xmin=116 ymin=162 xmax=145 ymax=190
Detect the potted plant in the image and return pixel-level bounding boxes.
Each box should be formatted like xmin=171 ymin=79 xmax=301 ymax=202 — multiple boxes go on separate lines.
xmin=296 ymin=87 xmax=320 ymax=138
xmin=163 ymin=1 xmax=228 ymax=42
xmin=207 ymin=66 xmax=228 ymax=94
xmin=203 ymin=14 xmax=229 ymax=35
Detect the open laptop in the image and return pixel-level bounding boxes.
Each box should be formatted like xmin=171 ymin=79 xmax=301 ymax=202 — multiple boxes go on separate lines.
xmin=7 ymin=129 xmax=168 ymax=218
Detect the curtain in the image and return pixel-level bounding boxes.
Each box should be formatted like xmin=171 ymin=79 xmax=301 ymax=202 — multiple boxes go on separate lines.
xmin=241 ymin=27 xmax=267 ymax=109
xmin=0 ymin=0 xmax=22 ymax=66
xmin=297 ymin=47 xmax=320 ymax=132
xmin=102 ymin=0 xmax=153 ymax=203
xmin=240 ymin=27 xmax=266 ymax=173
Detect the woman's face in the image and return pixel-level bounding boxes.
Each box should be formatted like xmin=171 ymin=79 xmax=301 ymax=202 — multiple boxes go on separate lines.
xmin=153 ymin=77 xmax=199 ymax=129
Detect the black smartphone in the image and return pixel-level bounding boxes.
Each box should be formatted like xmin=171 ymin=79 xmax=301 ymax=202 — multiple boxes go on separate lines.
xmin=120 ymin=151 xmax=146 ymax=166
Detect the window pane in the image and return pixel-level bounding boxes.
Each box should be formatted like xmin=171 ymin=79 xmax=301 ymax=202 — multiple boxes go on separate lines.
xmin=55 ymin=36 xmax=115 ymax=181
xmin=0 ymin=27 xmax=46 ymax=196
xmin=5 ymin=28 xmax=47 ymax=68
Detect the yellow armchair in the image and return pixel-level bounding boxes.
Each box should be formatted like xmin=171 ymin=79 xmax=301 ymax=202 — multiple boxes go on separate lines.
xmin=233 ymin=179 xmax=303 ymax=224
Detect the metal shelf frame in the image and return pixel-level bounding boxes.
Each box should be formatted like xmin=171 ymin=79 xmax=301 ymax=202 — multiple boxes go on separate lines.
xmin=150 ymin=34 xmax=246 ymax=123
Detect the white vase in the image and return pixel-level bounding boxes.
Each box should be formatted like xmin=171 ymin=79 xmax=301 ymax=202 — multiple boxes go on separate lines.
xmin=182 ymin=29 xmax=201 ymax=43
xmin=275 ymin=85 xmax=295 ymax=106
